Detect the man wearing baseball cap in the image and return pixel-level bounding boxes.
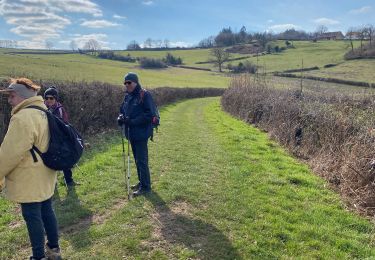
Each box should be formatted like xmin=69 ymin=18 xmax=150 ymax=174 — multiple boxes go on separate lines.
xmin=118 ymin=72 xmax=154 ymax=197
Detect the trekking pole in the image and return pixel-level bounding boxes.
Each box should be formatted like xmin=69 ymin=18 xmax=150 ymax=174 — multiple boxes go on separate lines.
xmin=61 ymin=172 xmax=68 ymax=189
xmin=74 ymin=164 xmax=85 ymax=175
xmin=121 ymin=125 xmax=131 ymax=200
xmin=127 ymin=126 xmax=131 ymax=200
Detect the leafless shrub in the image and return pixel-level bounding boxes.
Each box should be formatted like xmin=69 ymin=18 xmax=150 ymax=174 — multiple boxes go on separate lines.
xmin=0 ymin=79 xmax=224 ymax=140
xmin=222 ymin=75 xmax=375 ymax=216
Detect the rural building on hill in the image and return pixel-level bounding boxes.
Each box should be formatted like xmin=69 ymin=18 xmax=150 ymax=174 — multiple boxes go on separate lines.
xmin=318 ymin=31 xmax=345 ymax=40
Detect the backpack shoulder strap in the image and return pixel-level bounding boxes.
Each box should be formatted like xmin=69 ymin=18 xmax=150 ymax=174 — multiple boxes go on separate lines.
xmin=24 ymin=106 xmax=48 ymax=163
xmin=139 ymin=88 xmax=147 ymax=103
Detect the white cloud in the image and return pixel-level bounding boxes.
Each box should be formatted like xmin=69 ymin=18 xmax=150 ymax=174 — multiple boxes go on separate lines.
xmin=142 ymin=1 xmax=154 ymax=6
xmin=52 ymin=0 xmax=102 ymax=17
xmin=268 ymin=24 xmax=300 ymax=32
xmin=313 ymin=17 xmax=340 ymax=26
xmin=168 ymin=41 xmax=192 ymax=48
xmin=59 ymin=40 xmax=71 ymax=44
xmin=0 ymin=0 xmax=103 ymax=48
xmin=267 ymin=19 xmax=274 ymax=23
xmin=81 ymin=19 xmax=119 ymax=28
xmin=113 ymin=14 xmax=127 ymax=19
xmin=349 ymin=6 xmax=372 ymax=14
xmin=17 ymin=40 xmax=50 ymax=49
xmin=57 ymin=34 xmax=111 ymax=49
xmin=140 ymin=41 xmax=192 ymax=48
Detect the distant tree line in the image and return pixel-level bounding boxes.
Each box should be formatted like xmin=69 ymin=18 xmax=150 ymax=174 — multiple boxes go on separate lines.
xmin=198 ymin=24 xmax=375 ymax=48
xmin=97 ymin=51 xmax=136 ymax=62
xmin=198 ymin=26 xmax=273 ymax=48
xmin=0 ymin=40 xmax=18 ymax=48
xmin=126 ymin=39 xmax=172 ymax=50
xmin=227 ymin=61 xmax=258 ymax=74
xmin=139 ymin=53 xmax=183 ymax=68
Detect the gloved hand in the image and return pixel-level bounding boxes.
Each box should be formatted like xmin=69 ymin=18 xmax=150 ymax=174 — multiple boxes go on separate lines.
xmin=117 ymin=114 xmax=125 ymax=126
xmin=371 ymin=159 xmax=375 ymax=170
xmin=117 ymin=114 xmax=130 ymax=126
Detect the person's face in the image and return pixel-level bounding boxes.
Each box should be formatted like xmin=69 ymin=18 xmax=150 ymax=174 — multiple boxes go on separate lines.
xmin=124 ymin=80 xmax=137 ymax=93
xmin=45 ymin=95 xmax=56 ymax=107
xmin=8 ymin=91 xmax=25 ymax=107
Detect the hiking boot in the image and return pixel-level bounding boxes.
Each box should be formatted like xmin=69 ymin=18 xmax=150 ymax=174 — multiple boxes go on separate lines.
xmin=131 ymin=183 xmax=140 ymax=190
xmin=45 ymin=245 xmax=62 ymax=260
xmin=133 ymin=188 xmax=151 ymax=197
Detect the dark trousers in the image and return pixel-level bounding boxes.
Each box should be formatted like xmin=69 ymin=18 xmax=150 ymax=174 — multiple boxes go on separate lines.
xmin=63 ymin=168 xmax=73 ymax=184
xmin=21 ymin=198 xmax=59 ymax=259
xmin=130 ymin=139 xmax=151 ymax=191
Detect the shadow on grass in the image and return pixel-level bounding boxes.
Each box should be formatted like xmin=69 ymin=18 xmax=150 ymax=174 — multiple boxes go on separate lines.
xmin=146 ymin=192 xmax=242 ymax=260
xmin=54 ymin=186 xmax=93 ymax=249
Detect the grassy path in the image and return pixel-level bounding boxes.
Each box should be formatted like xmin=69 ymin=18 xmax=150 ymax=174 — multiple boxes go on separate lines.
xmin=1 ymin=97 xmax=375 ymax=259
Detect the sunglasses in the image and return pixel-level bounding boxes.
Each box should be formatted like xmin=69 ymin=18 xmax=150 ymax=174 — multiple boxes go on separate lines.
xmin=124 ymin=81 xmax=132 ymax=85
xmin=45 ymin=97 xmax=55 ymax=100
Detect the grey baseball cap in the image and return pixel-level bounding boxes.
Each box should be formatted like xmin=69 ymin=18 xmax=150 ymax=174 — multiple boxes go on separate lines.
xmin=0 ymin=83 xmax=37 ymax=98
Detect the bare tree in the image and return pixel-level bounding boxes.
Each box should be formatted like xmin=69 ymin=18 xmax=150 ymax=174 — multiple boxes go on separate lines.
xmin=127 ymin=40 xmax=141 ymax=50
xmin=83 ymin=39 xmax=101 ymax=55
xmin=314 ymin=25 xmax=328 ymax=40
xmin=346 ymin=27 xmax=356 ymax=51
xmin=70 ymin=40 xmax=77 ymax=51
xmin=210 ymin=47 xmax=230 ymax=72
xmin=163 ymin=39 xmax=170 ymax=49
xmin=358 ymin=26 xmax=367 ymax=52
xmin=144 ymin=38 xmax=152 ymax=48
xmin=365 ymin=24 xmax=374 ymax=46
xmin=0 ymin=40 xmax=17 ymax=48
xmin=153 ymin=39 xmax=161 ymax=48
xmin=198 ymin=36 xmax=215 ymax=48
xmin=45 ymin=40 xmax=54 ymax=50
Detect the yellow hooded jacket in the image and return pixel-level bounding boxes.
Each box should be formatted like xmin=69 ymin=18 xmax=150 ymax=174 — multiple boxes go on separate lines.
xmin=0 ymin=96 xmax=57 ymax=203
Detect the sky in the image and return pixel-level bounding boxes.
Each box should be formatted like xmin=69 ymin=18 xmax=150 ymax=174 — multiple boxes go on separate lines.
xmin=0 ymin=0 xmax=374 ymax=49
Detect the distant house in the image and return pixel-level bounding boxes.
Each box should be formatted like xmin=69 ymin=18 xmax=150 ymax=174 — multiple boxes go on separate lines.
xmin=318 ymin=31 xmax=345 ymax=40
xmin=345 ymin=32 xmax=361 ymax=40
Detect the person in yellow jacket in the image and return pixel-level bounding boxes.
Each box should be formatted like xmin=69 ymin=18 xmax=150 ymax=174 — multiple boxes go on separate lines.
xmin=0 ymin=78 xmax=62 ymax=260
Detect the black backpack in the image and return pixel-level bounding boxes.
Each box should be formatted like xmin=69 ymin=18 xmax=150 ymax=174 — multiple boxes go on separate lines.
xmin=140 ymin=89 xmax=160 ymax=139
xmin=27 ymin=106 xmax=84 ymax=171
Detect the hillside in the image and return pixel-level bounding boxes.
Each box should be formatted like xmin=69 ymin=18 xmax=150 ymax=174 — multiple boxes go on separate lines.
xmin=0 ymin=48 xmax=229 ymax=88
xmin=1 ymin=40 xmax=374 ymax=86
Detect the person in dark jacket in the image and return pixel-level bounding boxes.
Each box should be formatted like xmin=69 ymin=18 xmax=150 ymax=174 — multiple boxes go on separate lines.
xmin=118 ymin=72 xmax=154 ymax=196
xmin=44 ymin=86 xmax=77 ymax=187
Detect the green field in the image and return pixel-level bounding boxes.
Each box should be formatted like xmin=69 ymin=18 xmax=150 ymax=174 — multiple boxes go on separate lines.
xmin=301 ymin=59 xmax=375 ymax=84
xmin=254 ymin=75 xmax=375 ymax=96
xmin=1 ymin=40 xmax=373 ymax=86
xmin=241 ymin=40 xmax=359 ymax=72
xmin=119 ymin=41 xmax=360 ymax=72
xmin=238 ymin=40 xmax=375 ymax=83
xmin=0 ymin=49 xmax=229 ymax=88
xmin=117 ymin=48 xmax=247 ymax=70
xmin=1 ymin=98 xmax=374 ymax=259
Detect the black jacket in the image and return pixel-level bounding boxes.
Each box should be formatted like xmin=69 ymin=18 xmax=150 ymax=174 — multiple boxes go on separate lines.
xmin=120 ymin=85 xmax=153 ymax=141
